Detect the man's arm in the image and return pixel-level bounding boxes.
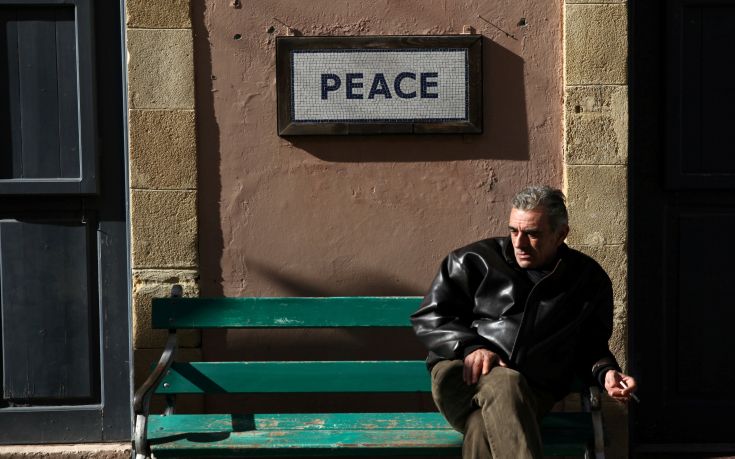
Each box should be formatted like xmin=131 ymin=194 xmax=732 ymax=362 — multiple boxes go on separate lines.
xmin=603 ymin=368 xmax=638 ymax=403
xmin=579 ymin=274 xmax=639 ymax=402
xmin=411 ymin=252 xmax=490 ymax=363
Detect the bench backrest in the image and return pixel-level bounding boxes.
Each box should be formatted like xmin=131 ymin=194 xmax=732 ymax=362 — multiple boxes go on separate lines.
xmin=152 ymin=296 xmax=429 ymax=395
xmin=152 ymin=297 xmax=421 ymax=329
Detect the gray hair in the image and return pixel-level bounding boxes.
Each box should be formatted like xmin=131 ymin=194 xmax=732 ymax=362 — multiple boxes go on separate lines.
xmin=511 ymin=186 xmax=568 ymax=231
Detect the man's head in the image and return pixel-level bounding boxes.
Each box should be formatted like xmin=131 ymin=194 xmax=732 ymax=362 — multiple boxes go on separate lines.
xmin=508 ymin=186 xmax=569 ymax=269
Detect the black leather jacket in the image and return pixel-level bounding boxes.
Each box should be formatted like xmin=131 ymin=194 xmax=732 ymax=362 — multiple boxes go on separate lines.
xmin=411 ymin=237 xmax=619 ymax=398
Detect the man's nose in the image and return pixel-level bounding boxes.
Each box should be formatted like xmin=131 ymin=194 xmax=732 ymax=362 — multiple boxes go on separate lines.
xmin=514 ymin=232 xmax=529 ymax=247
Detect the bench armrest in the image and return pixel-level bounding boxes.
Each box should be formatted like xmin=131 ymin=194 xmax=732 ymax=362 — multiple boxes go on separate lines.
xmin=133 ymin=330 xmax=177 ymax=459
xmin=133 ymin=331 xmax=178 ymax=415
xmin=132 ymin=285 xmax=182 ymax=459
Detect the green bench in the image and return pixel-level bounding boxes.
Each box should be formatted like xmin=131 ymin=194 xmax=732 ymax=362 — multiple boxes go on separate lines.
xmin=133 ymin=286 xmax=605 ymax=458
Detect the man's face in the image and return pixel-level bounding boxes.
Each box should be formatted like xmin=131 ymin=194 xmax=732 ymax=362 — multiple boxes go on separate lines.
xmin=508 ymin=207 xmax=569 ymax=269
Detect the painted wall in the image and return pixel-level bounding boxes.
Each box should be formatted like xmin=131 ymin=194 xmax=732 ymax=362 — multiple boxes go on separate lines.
xmin=194 ymin=0 xmax=564 ymax=299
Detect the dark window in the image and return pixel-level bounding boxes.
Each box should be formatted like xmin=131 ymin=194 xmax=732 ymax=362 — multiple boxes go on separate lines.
xmin=0 ymin=1 xmax=96 ymax=194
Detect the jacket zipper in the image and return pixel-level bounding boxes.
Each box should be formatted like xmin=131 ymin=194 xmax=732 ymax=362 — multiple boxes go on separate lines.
xmin=508 ymin=258 xmax=562 ymax=364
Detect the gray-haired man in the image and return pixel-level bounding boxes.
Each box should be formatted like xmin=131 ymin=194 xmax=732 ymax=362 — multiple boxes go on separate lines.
xmin=411 ymin=186 xmax=637 ymax=459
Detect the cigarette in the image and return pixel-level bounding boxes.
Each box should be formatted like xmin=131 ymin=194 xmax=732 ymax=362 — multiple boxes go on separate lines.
xmin=619 ymin=381 xmax=640 ymax=403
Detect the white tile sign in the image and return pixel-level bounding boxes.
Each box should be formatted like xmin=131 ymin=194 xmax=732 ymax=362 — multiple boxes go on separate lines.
xmin=290 ymin=49 xmax=469 ymax=122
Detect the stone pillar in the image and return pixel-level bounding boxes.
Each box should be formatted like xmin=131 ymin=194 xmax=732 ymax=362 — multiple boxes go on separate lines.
xmin=125 ymin=0 xmax=201 ymax=401
xmin=564 ymin=2 xmax=628 ymax=458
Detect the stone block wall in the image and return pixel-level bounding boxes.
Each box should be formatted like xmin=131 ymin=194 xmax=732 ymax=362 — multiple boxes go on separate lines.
xmin=125 ymin=0 xmax=201 ymax=395
xmin=564 ymin=1 xmax=629 ymax=458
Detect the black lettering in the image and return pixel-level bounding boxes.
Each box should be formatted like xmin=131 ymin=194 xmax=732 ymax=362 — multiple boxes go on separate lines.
xmin=321 ymin=74 xmax=341 ymax=100
xmin=420 ymin=72 xmax=439 ymax=98
xmin=394 ymin=72 xmax=416 ymax=99
xmin=368 ymin=73 xmax=392 ymax=99
xmin=346 ymin=73 xmax=364 ymax=99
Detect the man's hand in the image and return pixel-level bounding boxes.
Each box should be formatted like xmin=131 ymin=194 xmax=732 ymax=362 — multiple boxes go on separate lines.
xmin=463 ymin=348 xmax=507 ymax=385
xmin=604 ymin=369 xmax=638 ymax=403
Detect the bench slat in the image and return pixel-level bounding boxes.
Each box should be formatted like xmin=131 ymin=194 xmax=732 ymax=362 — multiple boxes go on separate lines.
xmin=150 ymin=429 xmax=462 ymax=457
xmin=148 ymin=412 xmax=593 ymax=434
xmin=147 ymin=413 xmax=591 ymax=457
xmin=151 ymin=297 xmax=422 ymax=329
xmin=157 ymin=361 xmax=431 ymax=394
xmin=148 ymin=412 xmax=454 ymax=433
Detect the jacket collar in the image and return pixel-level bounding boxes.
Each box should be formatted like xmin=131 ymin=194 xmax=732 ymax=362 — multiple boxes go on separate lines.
xmin=500 ymin=236 xmax=569 ymax=273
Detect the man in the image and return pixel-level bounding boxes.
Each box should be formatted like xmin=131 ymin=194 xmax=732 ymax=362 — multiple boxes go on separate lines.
xmin=411 ymin=186 xmax=637 ymax=459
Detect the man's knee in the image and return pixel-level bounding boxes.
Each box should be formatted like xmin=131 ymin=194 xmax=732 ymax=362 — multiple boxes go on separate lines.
xmin=431 ymin=360 xmax=465 ymax=402
xmin=474 ymin=367 xmax=531 ymax=405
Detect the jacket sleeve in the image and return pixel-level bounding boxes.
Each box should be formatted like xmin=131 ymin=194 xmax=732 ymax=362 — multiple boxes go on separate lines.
xmin=578 ymin=274 xmax=621 ymax=387
xmin=410 ymin=252 xmax=489 ymax=361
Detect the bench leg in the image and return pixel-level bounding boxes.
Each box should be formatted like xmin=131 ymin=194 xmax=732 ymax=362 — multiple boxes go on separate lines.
xmin=133 ymin=414 xmax=150 ymax=459
xmin=581 ymin=385 xmax=606 ymax=459
xmin=584 ymin=447 xmax=606 ymax=459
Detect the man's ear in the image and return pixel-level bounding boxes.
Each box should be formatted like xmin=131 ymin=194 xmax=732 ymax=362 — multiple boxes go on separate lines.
xmin=556 ymin=224 xmax=569 ymax=244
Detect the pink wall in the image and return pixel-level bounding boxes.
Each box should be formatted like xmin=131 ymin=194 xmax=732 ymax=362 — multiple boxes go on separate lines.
xmin=194 ymin=0 xmax=563 ymax=300
xmin=193 ymin=0 xmax=562 ymax=414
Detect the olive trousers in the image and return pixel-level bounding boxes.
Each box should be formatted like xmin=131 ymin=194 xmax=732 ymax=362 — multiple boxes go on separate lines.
xmin=430 ymin=360 xmax=556 ymax=459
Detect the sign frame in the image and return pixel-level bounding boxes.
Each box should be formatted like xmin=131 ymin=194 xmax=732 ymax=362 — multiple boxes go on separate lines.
xmin=276 ymin=35 xmax=483 ymax=136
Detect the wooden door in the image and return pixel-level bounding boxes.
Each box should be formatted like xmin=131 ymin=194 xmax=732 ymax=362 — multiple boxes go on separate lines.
xmin=631 ymin=0 xmax=735 ymax=455
xmin=0 ymin=0 xmax=130 ymax=443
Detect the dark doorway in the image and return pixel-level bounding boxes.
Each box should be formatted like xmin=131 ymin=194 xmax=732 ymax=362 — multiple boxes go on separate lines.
xmin=0 ymin=0 xmax=130 ymax=443
xmin=630 ymin=0 xmax=735 ymax=455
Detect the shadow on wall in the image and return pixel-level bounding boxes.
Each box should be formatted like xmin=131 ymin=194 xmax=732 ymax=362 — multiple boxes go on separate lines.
xmin=193 ymin=1 xmax=223 ymax=297
xmin=246 ymin=258 xmax=425 ymax=297
xmin=287 ymin=37 xmax=529 ymax=162
xmin=202 ymin=261 xmax=433 ymax=414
